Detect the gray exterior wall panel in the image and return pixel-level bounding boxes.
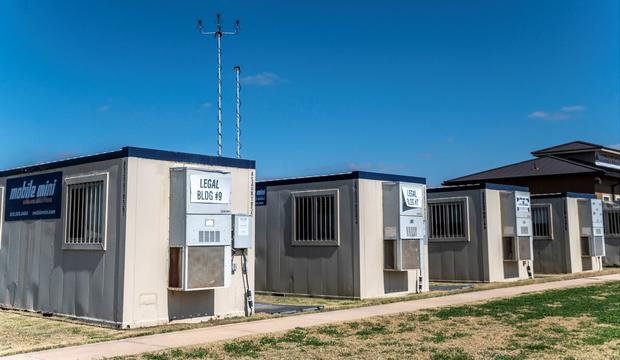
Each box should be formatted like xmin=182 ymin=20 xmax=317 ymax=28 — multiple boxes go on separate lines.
xmin=604 ymin=236 xmax=620 ymax=266
xmin=0 ymin=159 xmax=125 ymax=325
xmin=256 ymin=179 xmax=358 ymax=298
xmin=427 ymin=189 xmax=486 ymax=282
xmin=532 ymin=197 xmax=569 ymax=274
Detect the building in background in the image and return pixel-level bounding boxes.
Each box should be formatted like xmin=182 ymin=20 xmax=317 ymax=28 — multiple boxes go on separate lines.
xmin=0 ymin=147 xmax=255 ymax=328
xmin=427 ymin=183 xmax=534 ymax=282
xmin=531 ymin=193 xmax=605 ymax=274
xmin=255 ymin=171 xmax=429 ymax=299
xmin=444 ymin=141 xmax=620 ymax=200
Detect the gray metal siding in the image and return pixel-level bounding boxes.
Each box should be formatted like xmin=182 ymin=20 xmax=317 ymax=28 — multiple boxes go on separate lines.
xmin=604 ymin=236 xmax=620 ymax=266
xmin=532 ymin=197 xmax=569 ymax=273
xmin=255 ymin=180 xmax=359 ymax=297
xmin=427 ymin=189 xmax=487 ymax=282
xmin=603 ymin=202 xmax=620 ymax=266
xmin=0 ymin=159 xmax=125 ymax=325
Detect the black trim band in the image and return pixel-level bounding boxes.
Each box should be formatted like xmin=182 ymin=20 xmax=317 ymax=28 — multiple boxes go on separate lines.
xmin=428 ymin=182 xmax=529 ymax=193
xmin=257 ymin=171 xmax=426 ymax=187
xmin=531 ymin=192 xmax=596 ymax=200
xmin=0 ymin=146 xmax=255 ymax=177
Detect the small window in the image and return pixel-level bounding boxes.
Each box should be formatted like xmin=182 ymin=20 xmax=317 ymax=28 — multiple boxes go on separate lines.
xmin=64 ymin=173 xmax=108 ymax=250
xmin=532 ymin=204 xmax=553 ymax=240
xmin=503 ymin=237 xmax=517 ymax=261
xmin=428 ymin=197 xmax=469 ymax=242
xmin=292 ymin=190 xmax=339 ymax=246
xmin=604 ymin=208 xmax=620 ymax=236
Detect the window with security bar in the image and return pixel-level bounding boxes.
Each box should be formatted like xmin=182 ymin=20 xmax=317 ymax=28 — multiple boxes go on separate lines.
xmin=292 ymin=190 xmax=339 ymax=246
xmin=604 ymin=208 xmax=620 ymax=237
xmin=428 ymin=197 xmax=469 ymax=242
xmin=532 ymin=204 xmax=553 ymax=240
xmin=64 ymin=173 xmax=108 ymax=250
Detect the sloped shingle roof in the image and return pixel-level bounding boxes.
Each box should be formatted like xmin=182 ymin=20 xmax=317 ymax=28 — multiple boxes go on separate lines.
xmin=532 ymin=141 xmax=617 ymax=156
xmin=444 ymin=156 xmax=603 ymax=185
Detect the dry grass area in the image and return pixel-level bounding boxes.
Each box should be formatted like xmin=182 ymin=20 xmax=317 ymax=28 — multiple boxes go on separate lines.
xmin=0 ymin=310 xmax=271 ymax=356
xmin=256 ymin=268 xmax=620 ymax=310
xmin=1 ymin=268 xmax=618 ymax=356
xmin=121 ymin=281 xmax=620 ymax=360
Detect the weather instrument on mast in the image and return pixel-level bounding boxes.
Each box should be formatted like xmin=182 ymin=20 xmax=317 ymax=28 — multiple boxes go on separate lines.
xmin=197 ymin=14 xmax=240 ymax=157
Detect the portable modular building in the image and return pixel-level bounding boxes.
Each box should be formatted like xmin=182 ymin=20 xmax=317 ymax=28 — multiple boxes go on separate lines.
xmin=255 ymin=171 xmax=429 ymax=299
xmin=530 ymin=193 xmax=605 ymax=273
xmin=603 ymin=201 xmax=620 ymax=266
xmin=427 ymin=183 xmax=534 ymax=282
xmin=0 ymin=147 xmax=256 ymax=328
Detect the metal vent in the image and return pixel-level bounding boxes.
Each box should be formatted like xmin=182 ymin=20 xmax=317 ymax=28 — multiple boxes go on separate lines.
xmin=406 ymin=226 xmax=417 ymax=238
xmin=520 ymin=226 xmax=530 ymax=236
xmin=198 ymin=230 xmax=221 ymax=243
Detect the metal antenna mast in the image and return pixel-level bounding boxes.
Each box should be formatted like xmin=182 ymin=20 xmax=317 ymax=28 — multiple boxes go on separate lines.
xmin=197 ymin=14 xmax=240 ymax=157
xmin=234 ymin=66 xmax=241 ymax=159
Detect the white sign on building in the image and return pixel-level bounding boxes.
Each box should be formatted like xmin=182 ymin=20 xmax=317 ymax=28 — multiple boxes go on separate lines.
xmin=402 ymin=186 xmax=422 ymax=209
xmin=190 ymin=172 xmax=231 ymax=204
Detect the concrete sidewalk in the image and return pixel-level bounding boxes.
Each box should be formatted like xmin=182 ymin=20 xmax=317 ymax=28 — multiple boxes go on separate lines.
xmin=5 ymin=274 xmax=620 ymax=360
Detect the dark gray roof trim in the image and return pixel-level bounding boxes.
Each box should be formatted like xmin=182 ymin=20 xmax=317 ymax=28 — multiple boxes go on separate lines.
xmin=428 ymin=183 xmax=529 ymax=194
xmin=257 ymin=171 xmax=426 ymax=187
xmin=0 ymin=146 xmax=256 ymax=177
xmin=531 ymin=192 xmax=596 ymax=200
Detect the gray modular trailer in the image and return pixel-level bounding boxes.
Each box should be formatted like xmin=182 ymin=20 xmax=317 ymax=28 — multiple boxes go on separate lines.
xmin=427 ymin=183 xmax=534 ymax=282
xmin=255 ymin=171 xmax=429 ymax=299
xmin=0 ymin=147 xmax=256 ymax=328
xmin=531 ymin=193 xmax=605 ymax=274
xmin=603 ymin=201 xmax=620 ymax=266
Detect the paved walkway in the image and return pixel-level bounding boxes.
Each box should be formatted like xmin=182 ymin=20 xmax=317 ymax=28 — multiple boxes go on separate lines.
xmin=5 ymin=274 xmax=620 ymax=360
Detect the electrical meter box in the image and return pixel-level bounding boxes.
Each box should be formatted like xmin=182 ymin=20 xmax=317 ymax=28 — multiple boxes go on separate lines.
xmin=578 ymin=199 xmax=606 ymax=257
xmin=233 ymin=214 xmax=253 ymax=249
xmin=500 ymin=191 xmax=533 ymax=261
xmin=169 ymin=168 xmax=233 ymax=291
xmin=383 ymin=182 xmax=426 ymax=271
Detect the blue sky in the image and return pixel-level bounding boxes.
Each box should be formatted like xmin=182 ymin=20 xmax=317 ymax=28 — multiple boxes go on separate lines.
xmin=1 ymin=1 xmax=618 ymax=185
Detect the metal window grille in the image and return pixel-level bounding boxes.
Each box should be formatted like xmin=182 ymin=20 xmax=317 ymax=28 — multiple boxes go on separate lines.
xmin=532 ymin=205 xmax=553 ymax=239
xmin=428 ymin=198 xmax=468 ymax=241
xmin=292 ymin=190 xmax=338 ymax=246
xmin=65 ymin=175 xmax=107 ymax=249
xmin=604 ymin=208 xmax=620 ymax=236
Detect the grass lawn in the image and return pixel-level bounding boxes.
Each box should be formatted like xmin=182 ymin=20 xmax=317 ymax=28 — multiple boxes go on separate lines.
xmin=1 ymin=268 xmax=618 ymax=356
xmin=120 ymin=281 xmax=620 ymax=359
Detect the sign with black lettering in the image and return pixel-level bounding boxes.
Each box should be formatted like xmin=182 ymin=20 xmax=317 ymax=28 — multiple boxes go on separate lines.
xmin=401 ymin=185 xmax=422 ymax=209
xmin=5 ymin=171 xmax=63 ymax=221
xmin=190 ymin=172 xmax=231 ymax=204
xmin=515 ymin=192 xmax=531 ymax=216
